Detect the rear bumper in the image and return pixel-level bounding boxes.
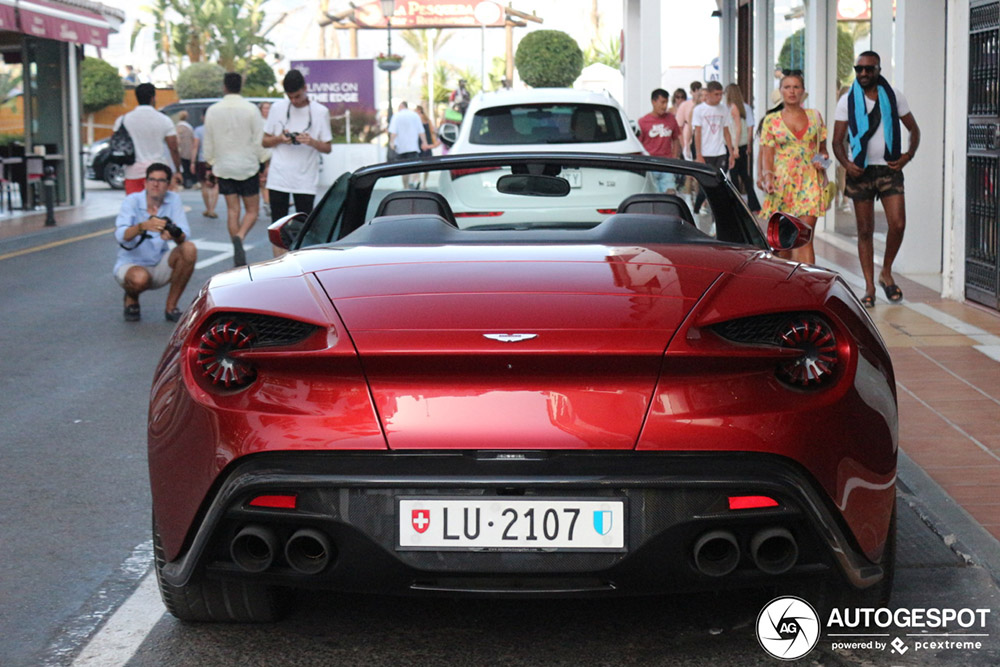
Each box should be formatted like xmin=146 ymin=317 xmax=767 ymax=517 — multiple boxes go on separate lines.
xmin=158 ymin=451 xmax=891 ymax=596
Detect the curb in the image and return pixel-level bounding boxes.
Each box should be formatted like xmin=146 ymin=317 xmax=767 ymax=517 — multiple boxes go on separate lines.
xmin=896 ymin=449 xmax=1000 ymax=584
xmin=0 ymin=215 xmax=118 ymax=255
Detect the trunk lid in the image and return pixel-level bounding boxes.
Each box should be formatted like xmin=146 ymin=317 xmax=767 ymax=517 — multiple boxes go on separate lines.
xmin=313 ymin=244 xmax=743 ymax=450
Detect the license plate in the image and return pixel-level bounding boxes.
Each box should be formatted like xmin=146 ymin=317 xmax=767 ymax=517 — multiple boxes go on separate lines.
xmin=562 ymin=168 xmax=583 ymax=188
xmin=398 ymin=498 xmax=625 ymax=551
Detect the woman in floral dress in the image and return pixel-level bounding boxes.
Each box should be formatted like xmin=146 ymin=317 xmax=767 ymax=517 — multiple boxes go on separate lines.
xmin=757 ymin=72 xmax=829 ymax=264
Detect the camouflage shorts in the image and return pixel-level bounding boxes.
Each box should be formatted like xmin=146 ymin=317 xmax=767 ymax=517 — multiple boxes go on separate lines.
xmin=844 ymin=164 xmax=905 ymax=201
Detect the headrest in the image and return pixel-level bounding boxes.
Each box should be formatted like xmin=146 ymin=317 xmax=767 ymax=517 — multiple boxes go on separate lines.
xmin=373 ymin=190 xmax=457 ymax=226
xmin=617 ymin=193 xmax=695 ymax=225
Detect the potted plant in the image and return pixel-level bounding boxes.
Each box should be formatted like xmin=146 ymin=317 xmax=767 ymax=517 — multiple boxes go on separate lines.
xmin=376 ymin=53 xmax=403 ymax=71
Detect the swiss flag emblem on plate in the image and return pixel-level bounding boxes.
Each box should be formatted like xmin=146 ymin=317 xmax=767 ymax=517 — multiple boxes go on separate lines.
xmin=411 ymin=509 xmax=431 ymax=534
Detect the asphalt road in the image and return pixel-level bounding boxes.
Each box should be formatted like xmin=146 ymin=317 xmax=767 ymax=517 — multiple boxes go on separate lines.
xmin=1 ymin=188 xmax=999 ymax=666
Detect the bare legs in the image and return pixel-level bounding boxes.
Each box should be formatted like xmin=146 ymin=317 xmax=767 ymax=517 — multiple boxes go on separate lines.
xmin=225 ymin=193 xmax=260 ymax=240
xmin=122 ymin=241 xmax=197 ymax=314
xmin=201 ymin=182 xmax=219 ymax=216
xmin=165 ymin=242 xmax=197 ymax=312
xmin=854 ymin=194 xmax=906 ymax=299
xmin=226 ymin=193 xmax=260 ymax=266
xmin=789 ymin=215 xmax=817 ymax=264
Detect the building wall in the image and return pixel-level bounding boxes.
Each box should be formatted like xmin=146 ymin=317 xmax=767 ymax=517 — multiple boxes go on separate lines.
xmin=893 ymin=0 xmax=947 ymax=280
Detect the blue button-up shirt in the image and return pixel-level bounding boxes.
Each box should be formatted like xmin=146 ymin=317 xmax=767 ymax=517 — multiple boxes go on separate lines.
xmin=113 ymin=190 xmax=190 ymax=275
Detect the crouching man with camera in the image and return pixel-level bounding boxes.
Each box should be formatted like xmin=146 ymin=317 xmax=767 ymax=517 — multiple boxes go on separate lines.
xmin=114 ymin=163 xmax=197 ymax=322
xmin=262 ymin=69 xmax=332 ymax=245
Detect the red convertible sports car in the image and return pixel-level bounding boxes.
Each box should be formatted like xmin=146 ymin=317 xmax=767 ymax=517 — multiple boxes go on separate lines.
xmin=149 ymin=153 xmax=897 ymax=622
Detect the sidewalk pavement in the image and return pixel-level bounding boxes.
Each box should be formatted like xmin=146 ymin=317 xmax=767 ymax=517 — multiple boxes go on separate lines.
xmin=3 ymin=194 xmax=1000 ymax=580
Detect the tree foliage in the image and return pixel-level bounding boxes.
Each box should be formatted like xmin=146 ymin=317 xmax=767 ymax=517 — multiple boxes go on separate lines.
xmin=237 ymin=57 xmax=276 ymax=96
xmin=583 ymin=35 xmax=621 ymax=69
xmin=400 ymin=28 xmax=454 ymax=108
xmin=515 ymin=30 xmax=583 ymax=88
xmin=81 ymin=57 xmax=124 ymax=114
xmin=777 ymin=26 xmax=857 ymax=88
xmin=175 ymin=62 xmax=224 ymax=99
xmin=133 ymin=0 xmax=282 ymax=80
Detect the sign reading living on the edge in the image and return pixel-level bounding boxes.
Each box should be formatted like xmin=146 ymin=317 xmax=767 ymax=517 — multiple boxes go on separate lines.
xmin=290 ymin=59 xmax=377 ymax=115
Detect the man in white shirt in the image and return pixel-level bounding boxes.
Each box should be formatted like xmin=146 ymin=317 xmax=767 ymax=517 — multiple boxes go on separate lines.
xmin=832 ymin=51 xmax=920 ymax=307
xmin=113 ymin=83 xmax=182 ymax=194
xmin=387 ymin=101 xmax=428 ymax=189
xmin=262 ymin=69 xmax=332 ymax=231
xmin=204 ymin=73 xmax=270 ymax=266
xmin=691 ymin=80 xmax=736 ymax=214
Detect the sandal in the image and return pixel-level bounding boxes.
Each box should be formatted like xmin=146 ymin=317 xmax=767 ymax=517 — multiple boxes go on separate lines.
xmin=165 ymin=308 xmax=182 ymax=322
xmin=861 ymin=294 xmax=876 ymax=309
xmin=124 ymin=303 xmax=141 ymax=321
xmin=879 ymin=280 xmax=903 ymax=302
xmin=203 ymin=211 xmax=218 ymax=218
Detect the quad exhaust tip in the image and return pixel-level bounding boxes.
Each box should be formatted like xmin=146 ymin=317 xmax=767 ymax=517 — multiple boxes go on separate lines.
xmin=285 ymin=528 xmax=334 ymax=575
xmin=750 ymin=527 xmax=799 ymax=575
xmin=230 ymin=525 xmax=279 ymax=573
xmin=693 ymin=530 xmax=740 ymax=577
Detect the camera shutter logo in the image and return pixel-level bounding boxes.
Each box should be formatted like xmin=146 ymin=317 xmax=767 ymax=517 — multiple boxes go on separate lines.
xmin=756 ymin=596 xmax=821 ymax=660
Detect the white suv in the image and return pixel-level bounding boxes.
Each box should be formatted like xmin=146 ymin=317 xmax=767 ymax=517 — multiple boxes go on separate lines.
xmin=441 ymin=88 xmax=646 ymax=155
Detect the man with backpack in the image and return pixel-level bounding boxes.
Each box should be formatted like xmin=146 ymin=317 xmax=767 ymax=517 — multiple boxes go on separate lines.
xmin=111 ymin=83 xmax=182 ymax=194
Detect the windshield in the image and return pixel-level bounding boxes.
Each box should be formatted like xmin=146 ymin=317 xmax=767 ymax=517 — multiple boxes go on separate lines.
xmin=289 ymin=156 xmax=767 ymax=250
xmin=469 ymin=104 xmax=628 ymax=145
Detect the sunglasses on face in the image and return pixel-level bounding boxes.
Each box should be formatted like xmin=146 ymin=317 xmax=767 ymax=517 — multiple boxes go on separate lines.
xmin=782 ymin=69 xmax=802 ymax=76
xmin=854 ymin=65 xmax=879 ymax=74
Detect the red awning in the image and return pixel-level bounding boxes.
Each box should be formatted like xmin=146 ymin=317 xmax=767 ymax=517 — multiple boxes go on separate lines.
xmin=0 ymin=3 xmax=16 ymax=31
xmin=17 ymin=0 xmax=111 ymax=47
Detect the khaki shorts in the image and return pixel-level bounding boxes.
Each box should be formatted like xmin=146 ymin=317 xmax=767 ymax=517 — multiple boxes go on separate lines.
xmin=844 ymin=164 xmax=905 ymax=201
xmin=115 ymin=250 xmax=173 ymax=289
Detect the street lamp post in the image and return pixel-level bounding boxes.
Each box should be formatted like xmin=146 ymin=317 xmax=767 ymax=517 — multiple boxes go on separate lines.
xmin=380 ymin=0 xmax=395 ymax=122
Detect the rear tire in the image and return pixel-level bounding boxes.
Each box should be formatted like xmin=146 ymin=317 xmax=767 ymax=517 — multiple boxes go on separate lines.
xmin=808 ymin=499 xmax=896 ymax=615
xmin=104 ymin=163 xmax=125 ymax=190
xmin=153 ymin=515 xmax=288 ymax=622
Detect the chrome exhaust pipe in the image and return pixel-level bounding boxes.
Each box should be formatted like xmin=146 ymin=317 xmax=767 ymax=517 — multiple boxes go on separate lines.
xmin=285 ymin=528 xmax=333 ymax=575
xmin=230 ymin=525 xmax=278 ymax=573
xmin=750 ymin=527 xmax=799 ymax=575
xmin=692 ymin=530 xmax=740 ymax=577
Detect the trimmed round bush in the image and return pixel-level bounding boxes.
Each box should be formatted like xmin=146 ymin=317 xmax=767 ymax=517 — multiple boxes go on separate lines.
xmin=175 ymin=62 xmax=225 ymax=100
xmin=81 ymin=57 xmax=123 ymax=114
xmin=515 ymin=30 xmax=584 ymax=88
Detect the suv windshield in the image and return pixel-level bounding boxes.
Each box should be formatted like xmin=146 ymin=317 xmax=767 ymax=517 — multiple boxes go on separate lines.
xmin=469 ymin=104 xmax=627 ymax=145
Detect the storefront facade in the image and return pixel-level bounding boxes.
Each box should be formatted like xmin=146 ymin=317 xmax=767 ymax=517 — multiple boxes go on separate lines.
xmin=0 ymin=0 xmax=122 ymax=208
xmin=624 ymin=0 xmax=995 ymax=312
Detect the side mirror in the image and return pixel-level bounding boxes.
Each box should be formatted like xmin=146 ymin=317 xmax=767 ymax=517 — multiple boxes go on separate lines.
xmin=267 ymin=212 xmax=308 ymax=250
xmin=438 ymin=123 xmax=459 ymax=147
xmin=630 ymin=119 xmax=640 ymax=137
xmin=766 ymin=212 xmax=813 ymax=251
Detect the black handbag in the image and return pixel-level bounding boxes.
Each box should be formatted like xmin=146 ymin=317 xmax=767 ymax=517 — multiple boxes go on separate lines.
xmin=108 ymin=120 xmax=136 ymax=166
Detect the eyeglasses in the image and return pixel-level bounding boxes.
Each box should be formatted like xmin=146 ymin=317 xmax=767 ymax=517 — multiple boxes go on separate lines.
xmin=146 ymin=177 xmax=169 ymax=184
xmin=854 ymin=65 xmax=879 ymax=74
xmin=782 ymin=69 xmax=803 ymax=76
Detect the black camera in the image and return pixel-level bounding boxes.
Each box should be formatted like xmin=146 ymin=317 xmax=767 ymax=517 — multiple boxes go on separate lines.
xmin=160 ymin=217 xmax=183 ymax=240
xmin=286 ymin=131 xmax=300 ymax=145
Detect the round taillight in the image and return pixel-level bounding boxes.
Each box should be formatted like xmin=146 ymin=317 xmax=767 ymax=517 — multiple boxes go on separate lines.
xmin=776 ymin=317 xmax=838 ymax=387
xmin=196 ymin=321 xmax=256 ymax=388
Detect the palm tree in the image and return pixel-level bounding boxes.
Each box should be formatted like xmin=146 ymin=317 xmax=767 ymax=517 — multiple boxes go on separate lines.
xmin=399 ymin=28 xmax=455 ymax=105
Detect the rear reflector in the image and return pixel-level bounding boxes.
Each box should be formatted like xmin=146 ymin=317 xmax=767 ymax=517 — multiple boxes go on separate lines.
xmin=454 ymin=211 xmax=503 ymax=218
xmin=249 ymin=494 xmax=297 ymax=509
xmin=450 ymin=167 xmax=500 ymax=179
xmin=728 ymin=495 xmax=779 ymax=510
xmin=597 ymin=208 xmax=617 ymax=214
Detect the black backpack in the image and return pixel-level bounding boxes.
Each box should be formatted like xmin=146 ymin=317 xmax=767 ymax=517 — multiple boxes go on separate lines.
xmin=108 ymin=119 xmax=135 ymax=166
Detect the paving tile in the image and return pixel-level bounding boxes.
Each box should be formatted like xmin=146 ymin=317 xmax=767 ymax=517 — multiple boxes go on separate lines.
xmin=920 ymin=466 xmax=1000 ymax=486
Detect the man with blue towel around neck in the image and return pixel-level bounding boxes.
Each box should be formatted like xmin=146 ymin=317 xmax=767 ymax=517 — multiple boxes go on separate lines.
xmin=833 ymin=51 xmax=921 ymax=309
